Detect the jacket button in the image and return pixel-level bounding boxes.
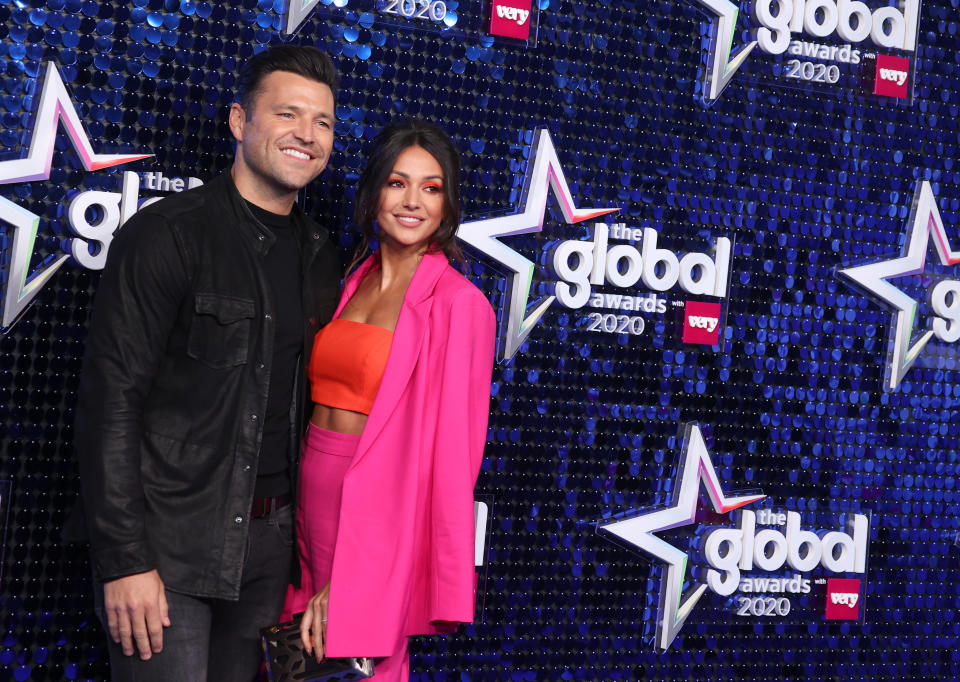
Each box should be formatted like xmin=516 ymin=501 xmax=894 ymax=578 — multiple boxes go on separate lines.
xmin=257 ymin=363 xmax=265 ymax=370
xmin=250 ymin=414 xmax=258 ymax=422
xmin=257 ymin=235 xmax=264 ymax=241
xmin=243 ymin=464 xmax=251 ymax=472
xmin=264 ymin=313 xmax=272 ymax=321
xmin=312 ymin=233 xmax=319 ymax=240
xmin=234 ymin=516 xmax=243 ymax=524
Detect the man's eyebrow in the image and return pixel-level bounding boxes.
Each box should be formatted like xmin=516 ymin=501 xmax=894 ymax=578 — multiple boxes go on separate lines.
xmin=274 ymin=103 xmax=334 ymax=119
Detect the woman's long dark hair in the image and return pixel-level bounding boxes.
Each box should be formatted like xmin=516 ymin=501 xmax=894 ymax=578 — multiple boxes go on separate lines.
xmin=348 ymin=118 xmax=463 ymax=274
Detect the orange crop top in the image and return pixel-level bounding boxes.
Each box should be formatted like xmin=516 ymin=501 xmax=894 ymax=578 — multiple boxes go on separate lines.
xmin=309 ymin=319 xmax=393 ymax=415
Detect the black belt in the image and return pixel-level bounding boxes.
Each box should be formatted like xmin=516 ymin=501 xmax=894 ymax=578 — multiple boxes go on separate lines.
xmin=250 ymin=493 xmax=291 ymax=519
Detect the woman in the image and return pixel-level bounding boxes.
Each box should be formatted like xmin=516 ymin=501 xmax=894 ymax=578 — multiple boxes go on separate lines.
xmin=282 ymin=119 xmax=496 ymax=680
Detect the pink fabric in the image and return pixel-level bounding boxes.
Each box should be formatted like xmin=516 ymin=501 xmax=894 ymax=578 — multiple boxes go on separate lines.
xmin=281 ymin=425 xmax=410 ymax=680
xmin=320 ymin=251 xmax=496 ymax=659
xmin=371 ymin=637 xmax=409 ymax=682
xmin=282 ymin=424 xmax=359 ymax=620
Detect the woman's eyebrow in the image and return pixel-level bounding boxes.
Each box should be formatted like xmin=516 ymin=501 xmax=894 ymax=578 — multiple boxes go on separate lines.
xmin=389 ymin=170 xmax=444 ymax=181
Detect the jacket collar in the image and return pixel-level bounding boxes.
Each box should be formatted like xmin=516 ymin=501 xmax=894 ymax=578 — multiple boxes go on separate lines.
xmin=213 ymin=171 xmax=329 ymax=257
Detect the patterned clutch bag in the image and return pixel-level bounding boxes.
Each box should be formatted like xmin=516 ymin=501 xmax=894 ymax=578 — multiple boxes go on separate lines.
xmin=261 ymin=615 xmax=375 ymax=682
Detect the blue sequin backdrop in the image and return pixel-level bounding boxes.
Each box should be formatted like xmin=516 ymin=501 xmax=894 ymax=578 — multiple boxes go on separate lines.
xmin=1 ymin=0 xmax=960 ymax=679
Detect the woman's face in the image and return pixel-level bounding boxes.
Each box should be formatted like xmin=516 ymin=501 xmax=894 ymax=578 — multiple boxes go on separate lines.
xmin=375 ymin=145 xmax=446 ymax=253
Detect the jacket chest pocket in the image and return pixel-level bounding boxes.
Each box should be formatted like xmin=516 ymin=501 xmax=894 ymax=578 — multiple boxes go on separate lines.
xmin=187 ymin=293 xmax=255 ymax=369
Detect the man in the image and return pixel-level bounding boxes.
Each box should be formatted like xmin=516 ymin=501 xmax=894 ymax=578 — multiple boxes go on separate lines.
xmin=75 ymin=45 xmax=341 ymax=681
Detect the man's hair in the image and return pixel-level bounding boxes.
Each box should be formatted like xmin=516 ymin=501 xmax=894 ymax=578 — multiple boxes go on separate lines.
xmin=236 ymin=45 xmax=339 ymax=110
xmin=349 ymin=118 xmax=463 ymax=274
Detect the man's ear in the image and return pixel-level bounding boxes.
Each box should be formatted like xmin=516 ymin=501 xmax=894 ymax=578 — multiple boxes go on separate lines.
xmin=228 ymin=103 xmax=245 ymax=142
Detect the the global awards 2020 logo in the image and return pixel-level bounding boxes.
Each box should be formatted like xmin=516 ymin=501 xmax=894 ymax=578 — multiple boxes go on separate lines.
xmin=0 ymin=61 xmax=151 ymax=330
xmin=838 ymin=179 xmax=960 ymax=390
xmin=599 ymin=423 xmax=870 ymax=650
xmin=457 ymin=129 xmax=732 ymax=360
xmin=693 ymin=0 xmax=919 ymax=102
xmin=0 ymin=62 xmax=207 ymax=333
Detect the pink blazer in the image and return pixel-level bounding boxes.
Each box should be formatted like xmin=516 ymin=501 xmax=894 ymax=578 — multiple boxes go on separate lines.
xmin=324 ymin=250 xmax=496 ymax=658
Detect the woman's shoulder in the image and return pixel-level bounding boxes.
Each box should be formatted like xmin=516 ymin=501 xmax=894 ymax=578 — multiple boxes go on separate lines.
xmin=434 ymin=260 xmax=493 ymax=309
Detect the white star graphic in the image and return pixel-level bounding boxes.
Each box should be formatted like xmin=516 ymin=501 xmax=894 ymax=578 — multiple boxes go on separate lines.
xmin=0 ymin=61 xmax=150 ymax=329
xmin=599 ymin=423 xmax=764 ymax=650
xmin=694 ymin=0 xmax=757 ymax=101
xmin=838 ymin=180 xmax=960 ymax=390
xmin=283 ymin=0 xmax=327 ymax=35
xmin=456 ymin=129 xmax=618 ymax=360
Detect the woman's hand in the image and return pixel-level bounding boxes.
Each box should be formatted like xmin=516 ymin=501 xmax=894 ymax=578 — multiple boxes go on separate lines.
xmin=300 ymin=582 xmax=331 ymax=662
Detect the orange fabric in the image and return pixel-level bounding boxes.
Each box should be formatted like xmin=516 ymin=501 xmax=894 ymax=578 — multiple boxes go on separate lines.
xmin=309 ymin=319 xmax=393 ymax=415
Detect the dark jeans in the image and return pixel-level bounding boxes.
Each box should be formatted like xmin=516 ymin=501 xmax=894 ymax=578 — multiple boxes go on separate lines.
xmin=94 ymin=504 xmax=294 ymax=682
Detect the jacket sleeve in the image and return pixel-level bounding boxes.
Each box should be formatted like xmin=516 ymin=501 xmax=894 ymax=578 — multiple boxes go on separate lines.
xmin=74 ymin=211 xmax=190 ymax=582
xmin=429 ymin=287 xmax=496 ymax=624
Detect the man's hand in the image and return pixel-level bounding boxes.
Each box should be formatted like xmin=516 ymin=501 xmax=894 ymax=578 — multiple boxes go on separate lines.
xmin=103 ymin=569 xmax=171 ymax=660
xmin=300 ymin=582 xmax=331 ymax=662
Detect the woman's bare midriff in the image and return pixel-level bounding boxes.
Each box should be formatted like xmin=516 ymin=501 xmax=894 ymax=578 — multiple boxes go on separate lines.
xmin=311 ymin=404 xmax=369 ymax=436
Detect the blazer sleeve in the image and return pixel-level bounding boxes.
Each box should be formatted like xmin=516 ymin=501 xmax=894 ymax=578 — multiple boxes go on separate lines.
xmin=428 ymin=287 xmax=496 ymax=625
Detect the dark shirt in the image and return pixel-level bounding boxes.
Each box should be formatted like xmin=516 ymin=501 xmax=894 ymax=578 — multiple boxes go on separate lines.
xmin=246 ymin=201 xmax=303 ymax=497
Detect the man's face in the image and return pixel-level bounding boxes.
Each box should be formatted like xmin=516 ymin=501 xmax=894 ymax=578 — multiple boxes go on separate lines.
xmin=229 ymin=70 xmax=335 ymax=203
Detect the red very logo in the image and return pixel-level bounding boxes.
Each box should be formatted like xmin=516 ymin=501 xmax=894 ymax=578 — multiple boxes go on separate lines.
xmin=825 ymin=578 xmax=861 ymax=620
xmin=489 ymin=0 xmax=532 ymax=40
xmin=873 ymin=54 xmax=910 ymax=98
xmin=682 ymin=301 xmax=721 ymax=345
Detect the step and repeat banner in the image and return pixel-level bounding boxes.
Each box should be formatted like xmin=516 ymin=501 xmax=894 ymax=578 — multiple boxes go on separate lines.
xmin=2 ymin=0 xmax=960 ymax=679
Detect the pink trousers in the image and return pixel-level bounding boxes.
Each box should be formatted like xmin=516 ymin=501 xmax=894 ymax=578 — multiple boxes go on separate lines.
xmin=282 ymin=423 xmax=409 ymax=681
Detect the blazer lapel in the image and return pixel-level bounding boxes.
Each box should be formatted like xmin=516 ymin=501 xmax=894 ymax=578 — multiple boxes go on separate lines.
xmin=349 ymin=251 xmax=448 ymax=470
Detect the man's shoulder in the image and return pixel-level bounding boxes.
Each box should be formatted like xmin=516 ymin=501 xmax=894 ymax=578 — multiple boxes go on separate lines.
xmin=110 ymin=175 xmax=235 ymax=261
xmin=135 ymin=174 xmax=226 ymax=224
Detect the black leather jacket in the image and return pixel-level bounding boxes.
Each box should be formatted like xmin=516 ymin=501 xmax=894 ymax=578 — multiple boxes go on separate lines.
xmin=75 ymin=173 xmax=340 ymax=599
